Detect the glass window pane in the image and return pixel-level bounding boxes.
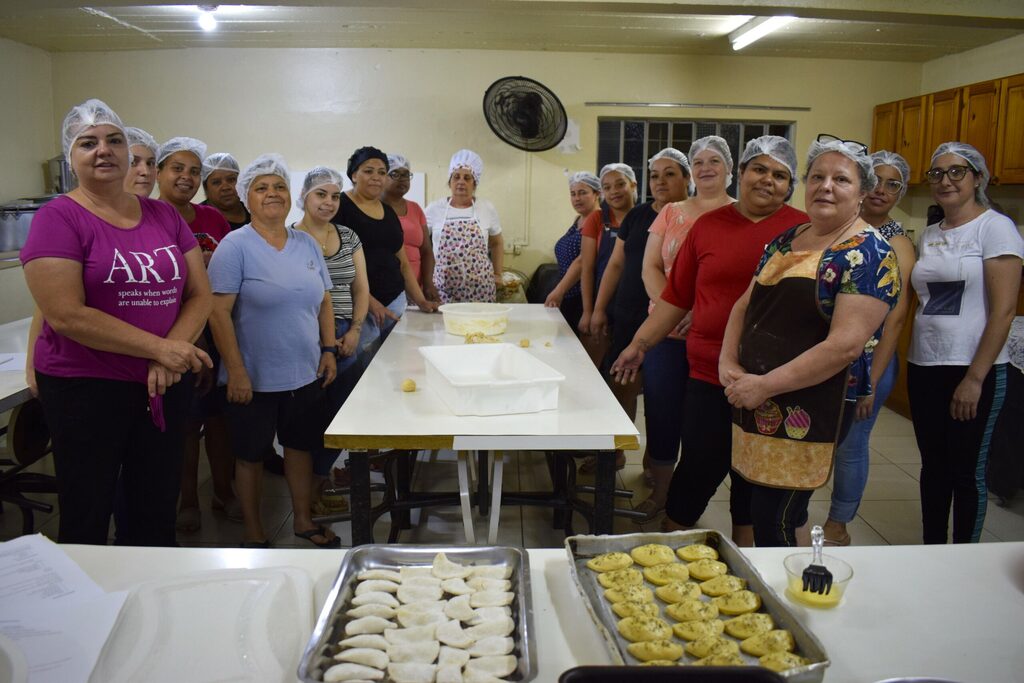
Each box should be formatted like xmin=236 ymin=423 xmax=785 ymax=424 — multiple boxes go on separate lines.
xmin=742 ymin=123 xmax=765 ymax=147
xmin=695 ymin=121 xmax=717 ymax=138
xmin=769 ymin=124 xmax=791 ymax=139
xmin=648 ymin=122 xmax=669 ymax=158
xmin=597 ymin=120 xmax=622 ymax=170
xmin=671 ymin=122 xmax=694 ymax=154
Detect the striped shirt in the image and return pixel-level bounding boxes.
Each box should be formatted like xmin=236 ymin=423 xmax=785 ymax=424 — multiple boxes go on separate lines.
xmin=295 ymin=223 xmax=363 ymax=320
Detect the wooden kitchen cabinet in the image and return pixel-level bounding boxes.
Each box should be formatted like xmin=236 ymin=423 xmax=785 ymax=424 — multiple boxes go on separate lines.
xmin=924 ymin=88 xmax=961 ymax=166
xmin=896 ymin=97 xmax=926 ymax=183
xmin=959 ymin=80 xmax=1001 ymax=175
xmin=871 ymin=101 xmax=898 ymax=153
xmin=995 ymin=73 xmax=1024 ymax=184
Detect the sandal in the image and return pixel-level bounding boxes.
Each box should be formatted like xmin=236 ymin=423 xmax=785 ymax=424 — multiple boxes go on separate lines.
xmin=211 ymin=496 xmax=243 ymax=522
xmin=175 ymin=506 xmax=201 ymax=533
xmin=633 ymin=498 xmax=665 ymax=524
xmin=578 ymin=452 xmax=627 ymax=474
xmin=823 ymin=532 xmax=851 ymax=547
xmin=295 ymin=525 xmax=341 ymax=549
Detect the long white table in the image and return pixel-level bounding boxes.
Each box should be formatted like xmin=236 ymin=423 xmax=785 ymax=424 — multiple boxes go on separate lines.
xmin=61 ymin=542 xmax=1024 ymax=683
xmin=0 ymin=317 xmax=31 ymax=413
xmin=323 ymin=305 xmax=640 ymax=545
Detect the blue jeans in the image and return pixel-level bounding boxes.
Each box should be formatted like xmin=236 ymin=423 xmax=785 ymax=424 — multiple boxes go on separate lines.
xmin=828 ymin=355 xmax=898 ymax=523
xmin=642 ymin=337 xmax=688 ymax=465
xmin=311 ymin=318 xmax=364 ymax=476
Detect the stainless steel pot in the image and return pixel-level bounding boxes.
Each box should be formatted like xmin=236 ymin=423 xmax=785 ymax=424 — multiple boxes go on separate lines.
xmin=0 ymin=196 xmax=58 ymax=252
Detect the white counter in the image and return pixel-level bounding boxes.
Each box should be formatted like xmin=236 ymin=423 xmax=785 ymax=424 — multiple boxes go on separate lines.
xmin=0 ymin=317 xmax=31 ymax=413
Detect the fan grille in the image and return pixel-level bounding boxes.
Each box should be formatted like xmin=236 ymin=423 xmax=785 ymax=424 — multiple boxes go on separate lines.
xmin=483 ymin=77 xmax=567 ymax=152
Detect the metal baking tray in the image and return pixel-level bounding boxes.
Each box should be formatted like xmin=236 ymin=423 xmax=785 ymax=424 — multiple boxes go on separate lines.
xmin=565 ymin=529 xmax=829 ymax=683
xmin=560 ymin=665 xmax=786 ymax=682
xmin=297 ymin=544 xmax=535 ymax=682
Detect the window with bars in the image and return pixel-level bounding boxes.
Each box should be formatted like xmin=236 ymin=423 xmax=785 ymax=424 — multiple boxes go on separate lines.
xmin=597 ymin=118 xmax=795 ymax=201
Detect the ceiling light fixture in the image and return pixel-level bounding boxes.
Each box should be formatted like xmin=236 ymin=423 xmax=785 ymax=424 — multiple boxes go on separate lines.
xmin=197 ymin=5 xmax=218 ymax=31
xmin=729 ymin=15 xmax=795 ymax=51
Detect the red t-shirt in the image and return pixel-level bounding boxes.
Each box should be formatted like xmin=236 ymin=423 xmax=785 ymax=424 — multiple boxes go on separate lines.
xmin=189 ymin=203 xmax=231 ymax=256
xmin=661 ymin=203 xmax=809 ymax=385
xmin=579 ymin=207 xmax=621 ymax=250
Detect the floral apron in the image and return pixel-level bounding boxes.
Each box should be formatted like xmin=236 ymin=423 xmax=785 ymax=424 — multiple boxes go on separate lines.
xmin=731 ymin=244 xmax=849 ymax=490
xmin=433 ymin=202 xmax=496 ymax=303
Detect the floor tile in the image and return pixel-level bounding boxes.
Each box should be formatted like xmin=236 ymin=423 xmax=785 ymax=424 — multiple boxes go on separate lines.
xmin=856 ymin=500 xmax=925 ymax=545
xmin=869 ymin=435 xmax=921 ymax=464
xmin=860 ymin=463 xmax=921 ymax=501
xmin=981 ymin=499 xmax=1024 ymax=542
xmin=805 ymin=500 xmax=888 ymax=546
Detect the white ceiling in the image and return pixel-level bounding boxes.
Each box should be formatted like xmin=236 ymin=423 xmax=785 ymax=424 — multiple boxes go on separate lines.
xmin=1 ymin=1 xmax=1023 ymax=61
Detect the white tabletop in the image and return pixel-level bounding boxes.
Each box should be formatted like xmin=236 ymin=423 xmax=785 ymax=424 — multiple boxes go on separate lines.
xmin=324 ymin=305 xmax=639 ymax=452
xmin=0 ymin=317 xmax=31 ymax=413
xmin=59 ymin=542 xmax=1024 ymax=683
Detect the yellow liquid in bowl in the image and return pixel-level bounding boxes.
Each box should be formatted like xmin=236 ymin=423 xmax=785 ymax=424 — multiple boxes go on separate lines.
xmin=786 ymin=575 xmax=844 ymax=608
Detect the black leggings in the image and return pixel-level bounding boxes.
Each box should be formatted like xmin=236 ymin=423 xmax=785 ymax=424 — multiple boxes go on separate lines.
xmin=36 ymin=371 xmax=192 ymax=546
xmin=909 ymin=363 xmax=1006 ymax=544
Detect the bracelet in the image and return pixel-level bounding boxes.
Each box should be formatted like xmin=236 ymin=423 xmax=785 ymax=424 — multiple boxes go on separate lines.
xmin=321 ymin=346 xmax=336 ymax=354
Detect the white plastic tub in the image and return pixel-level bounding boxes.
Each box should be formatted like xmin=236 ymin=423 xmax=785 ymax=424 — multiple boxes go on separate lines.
xmin=437 ymin=302 xmax=513 ymax=336
xmin=419 ymin=343 xmax=565 ymax=416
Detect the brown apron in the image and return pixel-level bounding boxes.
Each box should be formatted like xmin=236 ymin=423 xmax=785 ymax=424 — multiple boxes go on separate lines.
xmin=731 ymin=241 xmax=849 ymax=490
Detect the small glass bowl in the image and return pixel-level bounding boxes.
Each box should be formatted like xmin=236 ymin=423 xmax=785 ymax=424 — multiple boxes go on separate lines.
xmin=783 ymin=552 xmax=853 ymax=608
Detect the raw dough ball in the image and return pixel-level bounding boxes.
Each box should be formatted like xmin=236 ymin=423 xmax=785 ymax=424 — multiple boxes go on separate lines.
xmin=401 ymin=378 xmax=417 ymax=392
xmin=518 ymin=338 xmax=530 ymax=348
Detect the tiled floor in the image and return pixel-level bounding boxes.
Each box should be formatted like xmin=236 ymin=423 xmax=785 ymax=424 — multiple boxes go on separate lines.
xmin=3 ymin=404 xmax=1023 ymax=547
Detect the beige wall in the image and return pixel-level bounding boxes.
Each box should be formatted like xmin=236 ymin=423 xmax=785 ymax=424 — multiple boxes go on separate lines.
xmin=0 ymin=38 xmax=55 ymax=203
xmin=49 ymin=47 xmax=921 ymax=275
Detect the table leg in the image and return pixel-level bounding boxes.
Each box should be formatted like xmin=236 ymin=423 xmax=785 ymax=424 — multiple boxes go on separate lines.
xmin=488 ymin=451 xmax=505 ymax=544
xmin=549 ymin=451 xmax=567 ymax=530
xmin=349 ymin=450 xmax=373 ymax=545
xmin=394 ymin=451 xmax=413 ymax=530
xmin=593 ymin=451 xmax=615 ymax=534
xmin=477 ymin=450 xmax=490 ymax=516
xmin=456 ymin=451 xmax=476 ymax=544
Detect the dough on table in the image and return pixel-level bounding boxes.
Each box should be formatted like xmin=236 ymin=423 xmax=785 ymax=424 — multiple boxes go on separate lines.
xmin=664 ymin=598 xmax=719 ymax=622
xmin=654 ymin=580 xmax=702 ymax=604
xmin=338 ymin=634 xmax=389 ymax=651
xmin=626 ymin=639 xmax=684 ymax=662
xmin=586 ymin=552 xmax=634 ymax=572
xmin=611 ymin=601 xmax=659 ymax=619
xmin=347 ymin=604 xmax=396 ymax=620
xmin=642 ymin=563 xmax=689 ymax=585
xmin=386 ymin=640 xmax=440 ymax=664
xmin=629 ymin=544 xmax=676 ymax=567
xmin=323 ymin=662 xmax=385 ymax=682
xmin=684 ymin=635 xmax=740 ymax=659
xmin=686 ymin=558 xmax=728 ymax=581
xmin=671 ymin=618 xmax=725 ymax=641
xmin=676 ymin=543 xmax=719 ymax=562
xmin=597 ymin=567 xmax=644 ymax=589
xmin=603 ymin=585 xmax=654 ymax=604
xmin=700 ymin=574 xmax=747 ymax=597
xmin=723 ymin=612 xmax=775 ymax=639
xmin=333 ymin=647 xmax=389 ymax=669
xmin=740 ymin=629 xmax=796 ymax=656
xmin=387 ymin=662 xmax=437 ymax=683
xmin=760 ymin=651 xmax=811 ymax=672
xmin=616 ymin=615 xmax=673 ymax=642
xmin=713 ymin=589 xmax=762 ymax=615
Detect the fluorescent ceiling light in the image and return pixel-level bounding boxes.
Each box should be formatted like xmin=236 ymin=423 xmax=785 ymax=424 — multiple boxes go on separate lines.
xmin=729 ymin=15 xmax=795 ymax=51
xmin=197 ymin=5 xmax=218 ymax=31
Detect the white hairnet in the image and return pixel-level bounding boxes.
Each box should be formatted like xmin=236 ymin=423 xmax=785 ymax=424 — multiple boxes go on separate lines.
xmin=805 ymin=139 xmax=877 ymax=192
xmin=689 ymin=135 xmax=734 ymax=190
xmin=61 ymin=98 xmax=128 ymax=165
xmin=125 ymin=127 xmax=158 ymax=159
xmin=568 ymin=171 xmax=600 ymax=192
xmin=387 ymin=153 xmax=410 ymax=172
xmin=870 ymin=150 xmax=911 ymax=200
xmin=297 ymin=166 xmax=344 ymax=209
xmin=202 ymin=152 xmax=240 ymax=184
xmin=157 ymin=136 xmax=207 ymax=167
xmin=739 ymin=135 xmax=798 ymax=197
xmin=237 ymin=153 xmax=290 ymax=210
xmin=930 ymin=141 xmax=990 ymax=207
xmin=449 ymin=149 xmax=484 ymax=183
xmin=648 ymin=147 xmax=691 ymax=175
xmin=599 ymin=163 xmax=637 ymax=185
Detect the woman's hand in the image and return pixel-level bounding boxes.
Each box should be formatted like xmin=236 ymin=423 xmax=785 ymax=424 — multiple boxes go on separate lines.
xmin=318 ymin=351 xmax=337 ymax=388
xmin=414 ymin=296 xmax=439 ymax=313
xmin=25 ymin=367 xmax=37 ymax=398
xmin=147 ymin=361 xmax=183 ymax=397
xmin=193 ymin=362 xmax=215 ymax=397
xmin=610 ymin=343 xmax=645 ymax=385
xmin=855 ymin=394 xmax=874 ymax=421
xmin=368 ymin=297 xmax=400 ymax=327
xmin=339 ymin=327 xmax=360 ymax=358
xmin=723 ymin=370 xmax=770 ymax=409
xmin=577 ymin=310 xmax=592 ymax=336
xmin=544 ymin=288 xmax=563 ymax=308
xmin=950 ymin=375 xmax=983 ymax=421
xmin=226 ymin=366 xmax=253 ymax=405
xmin=156 ymin=338 xmax=212 ymax=375
xmin=424 ymin=282 xmax=441 ymax=303
xmin=672 ymin=310 xmax=693 ymax=338
xmin=493 ymin=272 xmax=504 ymax=288
xmin=718 ymin=359 xmax=746 ymax=388
xmin=591 ymin=309 xmax=610 ymax=337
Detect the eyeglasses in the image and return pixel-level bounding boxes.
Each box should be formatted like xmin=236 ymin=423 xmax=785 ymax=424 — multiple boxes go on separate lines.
xmin=816 ymin=133 xmax=868 ymax=156
xmin=924 ymin=165 xmax=972 ymax=183
xmin=388 ymin=171 xmax=413 ymax=181
xmin=878 ymin=179 xmax=905 ymax=196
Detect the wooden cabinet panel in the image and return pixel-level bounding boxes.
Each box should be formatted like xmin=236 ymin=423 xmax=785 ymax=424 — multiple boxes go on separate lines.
xmin=896 ymin=97 xmax=925 ymax=183
xmin=924 ymin=88 xmax=961 ymax=168
xmin=872 ymin=101 xmax=898 ymax=154
xmin=960 ymin=80 xmax=1001 ymax=176
xmin=995 ymin=74 xmax=1024 ymax=184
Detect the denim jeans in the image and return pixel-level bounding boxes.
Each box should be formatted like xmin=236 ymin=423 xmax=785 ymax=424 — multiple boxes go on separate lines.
xmin=828 ymin=355 xmax=898 ymax=523
xmin=641 ymin=337 xmax=688 ymax=464
xmin=312 ymin=318 xmax=362 ymax=476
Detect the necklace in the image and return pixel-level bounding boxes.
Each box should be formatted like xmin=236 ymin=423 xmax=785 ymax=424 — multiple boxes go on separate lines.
xmin=298 ymin=221 xmax=331 ymax=254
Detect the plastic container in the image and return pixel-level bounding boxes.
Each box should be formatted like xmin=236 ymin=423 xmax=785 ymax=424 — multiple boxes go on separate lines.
xmin=419 ymin=343 xmax=565 ymax=416
xmin=783 ymin=552 xmax=853 ymax=608
xmin=438 ymin=302 xmax=513 ymax=336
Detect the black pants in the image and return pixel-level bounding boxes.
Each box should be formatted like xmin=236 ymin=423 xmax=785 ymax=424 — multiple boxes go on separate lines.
xmin=987 ymin=365 xmax=1023 ymax=501
xmin=665 ymin=379 xmax=751 ymax=527
xmin=36 ymin=371 xmax=192 ymax=546
xmin=909 ymin=363 xmax=1007 ymax=544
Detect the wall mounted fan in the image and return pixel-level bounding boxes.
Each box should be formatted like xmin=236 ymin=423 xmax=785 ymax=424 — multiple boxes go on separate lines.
xmin=483 ymin=76 xmax=568 ymax=152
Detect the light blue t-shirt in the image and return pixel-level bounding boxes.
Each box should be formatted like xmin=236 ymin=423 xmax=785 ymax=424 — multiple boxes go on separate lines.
xmin=208 ymin=225 xmax=332 ymax=392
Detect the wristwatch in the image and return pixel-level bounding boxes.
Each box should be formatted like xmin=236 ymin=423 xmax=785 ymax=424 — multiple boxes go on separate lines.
xmin=321 ymin=346 xmax=336 ymax=354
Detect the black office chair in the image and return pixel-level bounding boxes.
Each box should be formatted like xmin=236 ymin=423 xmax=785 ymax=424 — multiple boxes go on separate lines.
xmin=0 ymin=398 xmax=57 ymax=536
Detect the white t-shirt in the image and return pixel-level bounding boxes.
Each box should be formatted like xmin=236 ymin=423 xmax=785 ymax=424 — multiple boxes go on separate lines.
xmin=424 ymin=198 xmax=502 ymax=253
xmin=909 ymin=209 xmax=1024 ymax=366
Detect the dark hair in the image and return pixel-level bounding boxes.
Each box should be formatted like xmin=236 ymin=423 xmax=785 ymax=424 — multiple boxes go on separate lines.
xmin=346 ymin=146 xmax=389 ymax=180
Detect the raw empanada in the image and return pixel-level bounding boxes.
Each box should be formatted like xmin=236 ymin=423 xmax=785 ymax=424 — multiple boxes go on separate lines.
xmin=465 ymin=615 xmax=515 ymax=639
xmin=403 ymin=575 xmax=443 ymax=588
xmin=333 ymin=647 xmax=389 ymax=669
xmin=355 ymin=579 xmax=399 ymax=595
xmin=438 ymin=645 xmax=471 ymax=667
xmin=740 ymin=629 xmax=795 ymax=656
xmin=396 ymin=607 xmax=448 ymax=628
xmin=347 ymin=604 xmax=397 ymax=620
xmin=398 ymin=584 xmax=444 ymax=604
xmin=469 ymin=564 xmax=513 ymax=579
xmin=466 ymin=577 xmax=511 ymax=592
xmin=399 ymin=566 xmax=434 ymax=580
xmin=463 ymin=669 xmax=505 ymax=683
xmin=466 ymin=607 xmax=511 ymax=625
xmin=469 ymin=635 xmax=514 ymax=656
xmin=433 ymin=552 xmax=473 ymax=580
xmin=345 ymin=616 xmax=395 ymax=635
xmin=676 ymin=543 xmax=719 ymax=562
xmin=386 ymin=640 xmax=440 ymax=664
xmin=357 ymin=569 xmax=402 ymax=582
xmin=585 ymin=552 xmax=633 ymax=572
xmin=629 ymin=544 xmax=676 ymax=567
xmin=469 ymin=591 xmax=514 ymax=608
xmin=338 ymin=634 xmax=388 ymax=650
xmin=387 ymin=662 xmax=437 ymax=683
xmin=436 ymin=665 xmax=464 ymax=683
xmin=444 ymin=594 xmax=476 ymax=621
xmin=384 ymin=623 xmax=438 ymax=644
xmin=323 ymin=662 xmax=385 ymax=682
xmin=351 ymin=591 xmax=400 ymax=608
xmin=671 ymin=618 xmax=725 ymax=641
xmin=616 ymin=615 xmax=672 ymax=642
xmin=464 ymin=654 xmax=518 ymax=678
xmin=642 ymin=563 xmax=689 ymax=586
xmin=626 ymin=639 xmax=683 ymax=662
xmin=436 ymin=619 xmax=475 ymax=649
xmin=440 ymin=578 xmax=474 ymax=595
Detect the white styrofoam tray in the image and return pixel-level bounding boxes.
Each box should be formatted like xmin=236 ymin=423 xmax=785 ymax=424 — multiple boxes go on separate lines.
xmin=419 ymin=343 xmax=565 ymax=416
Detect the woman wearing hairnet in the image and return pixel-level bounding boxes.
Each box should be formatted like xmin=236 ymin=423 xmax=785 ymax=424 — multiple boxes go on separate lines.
xmin=425 ymin=149 xmax=505 ymax=303
xmin=292 ymin=166 xmax=369 ymax=514
xmin=124 ymin=127 xmax=158 ymax=197
xmin=21 ymin=99 xmax=212 ymax=546
xmin=543 ymin=171 xmax=602 ymax=330
xmin=634 ymin=139 xmax=734 ymax=519
xmin=908 ymin=142 xmax=1023 ymax=544
xmin=201 ymin=152 xmax=250 ymax=230
xmin=383 ymin=153 xmax=439 ymax=303
xmin=207 ymin=154 xmax=340 ymax=548
xmin=720 ymin=136 xmax=899 ymax=546
xmin=612 ymin=136 xmax=807 ymax=541
xmin=824 ymin=150 xmax=916 ymax=546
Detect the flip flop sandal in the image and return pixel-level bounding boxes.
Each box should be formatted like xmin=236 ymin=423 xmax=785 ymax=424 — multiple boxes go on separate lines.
xmin=175 ymin=506 xmax=201 ymax=533
xmin=295 ymin=525 xmax=342 ymax=549
xmin=633 ymin=498 xmax=665 ymax=524
xmin=823 ymin=532 xmax=851 ymax=547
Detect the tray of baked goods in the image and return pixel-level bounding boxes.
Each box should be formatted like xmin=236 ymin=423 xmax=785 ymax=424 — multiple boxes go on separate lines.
xmin=565 ymin=530 xmax=829 ymax=682
xmin=298 ymin=545 xmax=535 ymax=683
